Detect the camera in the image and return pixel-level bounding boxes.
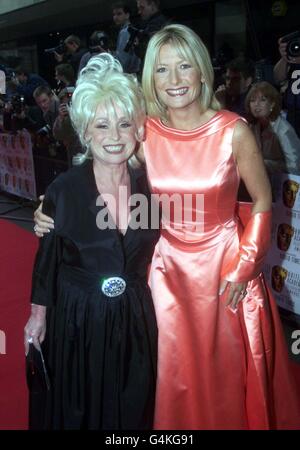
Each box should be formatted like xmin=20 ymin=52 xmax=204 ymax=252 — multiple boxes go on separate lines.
xmin=44 ymin=41 xmax=66 ymax=55
xmin=11 ymin=94 xmax=25 ymax=114
xmin=65 ymin=86 xmax=75 ymax=103
xmin=59 ymin=86 xmax=75 ymax=106
xmin=281 ymin=30 xmax=300 ymax=59
xmin=88 ymin=31 xmax=109 ymax=53
xmin=37 ymin=124 xmax=51 ymax=136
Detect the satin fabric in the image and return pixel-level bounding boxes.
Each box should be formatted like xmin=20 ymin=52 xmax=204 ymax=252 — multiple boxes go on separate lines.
xmin=144 ymin=110 xmax=300 ymax=429
xmin=221 ymin=211 xmax=272 ymax=283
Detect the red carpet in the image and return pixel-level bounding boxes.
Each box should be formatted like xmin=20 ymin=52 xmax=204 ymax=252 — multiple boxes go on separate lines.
xmin=0 ymin=218 xmax=299 ymax=429
xmin=0 ymin=219 xmax=38 ymax=430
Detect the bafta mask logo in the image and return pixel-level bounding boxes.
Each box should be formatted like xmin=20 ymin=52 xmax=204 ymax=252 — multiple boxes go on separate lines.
xmin=277 ymin=223 xmax=294 ymax=251
xmin=271 ymin=265 xmax=288 ymax=293
xmin=282 ymin=180 xmax=299 ymax=208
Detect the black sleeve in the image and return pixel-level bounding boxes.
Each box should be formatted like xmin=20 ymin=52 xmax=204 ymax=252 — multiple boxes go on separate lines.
xmin=30 ymin=184 xmax=62 ymax=307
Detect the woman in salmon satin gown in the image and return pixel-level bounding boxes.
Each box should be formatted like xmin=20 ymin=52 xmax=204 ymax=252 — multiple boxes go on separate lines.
xmin=33 ymin=25 xmax=300 ymax=429
xmin=139 ymin=24 xmax=300 ymax=429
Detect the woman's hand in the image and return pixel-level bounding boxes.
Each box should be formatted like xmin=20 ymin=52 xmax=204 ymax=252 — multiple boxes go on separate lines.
xmin=58 ymin=103 xmax=69 ymax=119
xmin=34 ymin=195 xmax=54 ymax=237
xmin=24 ymin=304 xmax=47 ymax=355
xmin=219 ymin=279 xmax=248 ymax=311
xmin=54 ymin=51 xmax=64 ymax=63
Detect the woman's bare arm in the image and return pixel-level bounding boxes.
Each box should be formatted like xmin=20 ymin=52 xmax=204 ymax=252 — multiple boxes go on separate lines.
xmin=220 ymin=120 xmax=272 ymax=310
xmin=233 ymin=120 xmax=272 ymax=213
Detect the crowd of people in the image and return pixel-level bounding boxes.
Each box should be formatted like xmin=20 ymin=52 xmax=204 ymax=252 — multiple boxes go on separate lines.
xmin=1 ymin=1 xmax=299 ymax=177
xmin=23 ymin=18 xmax=300 ymax=430
xmin=0 ymin=1 xmax=171 ymax=169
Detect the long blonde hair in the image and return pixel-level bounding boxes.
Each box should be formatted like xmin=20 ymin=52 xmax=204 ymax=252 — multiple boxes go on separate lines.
xmin=142 ymin=24 xmax=220 ymax=121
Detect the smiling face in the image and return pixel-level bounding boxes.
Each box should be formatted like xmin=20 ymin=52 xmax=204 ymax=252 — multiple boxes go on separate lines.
xmin=249 ymin=91 xmax=274 ymax=120
xmin=154 ymin=43 xmax=202 ymax=114
xmin=85 ymin=102 xmax=139 ymax=166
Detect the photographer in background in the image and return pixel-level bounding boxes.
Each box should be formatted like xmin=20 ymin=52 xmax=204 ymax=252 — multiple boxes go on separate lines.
xmin=54 ymin=63 xmax=75 ymax=95
xmin=78 ymin=31 xmax=111 ymax=73
xmin=53 ymin=87 xmax=83 ymax=167
xmin=215 ymin=57 xmax=255 ymax=202
xmin=215 ymin=57 xmax=255 ymax=118
xmin=129 ymin=0 xmax=169 ymax=64
xmin=273 ymin=32 xmax=300 ymax=137
xmin=33 ymin=85 xmax=59 ymax=132
xmin=2 ymin=93 xmax=45 ymax=133
xmin=2 ymin=72 xmax=46 ymax=132
xmin=54 ymin=35 xmax=87 ymax=75
xmin=12 ymin=67 xmax=49 ymax=105
xmin=112 ymin=2 xmax=141 ymax=74
xmin=137 ymin=0 xmax=168 ymax=34
xmin=33 ymin=85 xmax=60 ymax=155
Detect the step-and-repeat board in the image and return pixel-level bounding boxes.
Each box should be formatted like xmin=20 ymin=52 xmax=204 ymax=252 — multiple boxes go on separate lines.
xmin=264 ymin=173 xmax=300 ymax=315
xmin=0 ymin=130 xmax=37 ymax=200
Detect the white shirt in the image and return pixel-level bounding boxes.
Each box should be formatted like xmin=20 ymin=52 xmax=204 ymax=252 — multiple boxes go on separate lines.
xmin=271 ymin=114 xmax=300 ymax=174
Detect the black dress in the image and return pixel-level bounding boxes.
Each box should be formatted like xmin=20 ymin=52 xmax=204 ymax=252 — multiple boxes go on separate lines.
xmin=30 ymin=159 xmax=159 ymax=430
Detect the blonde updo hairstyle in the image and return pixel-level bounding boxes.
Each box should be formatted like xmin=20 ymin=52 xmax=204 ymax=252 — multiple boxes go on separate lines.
xmin=142 ymin=24 xmax=220 ymax=121
xmin=69 ymin=53 xmax=146 ymax=165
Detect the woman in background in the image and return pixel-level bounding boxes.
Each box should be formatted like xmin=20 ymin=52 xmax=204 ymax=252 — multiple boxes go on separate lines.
xmin=245 ymin=81 xmax=300 ymax=175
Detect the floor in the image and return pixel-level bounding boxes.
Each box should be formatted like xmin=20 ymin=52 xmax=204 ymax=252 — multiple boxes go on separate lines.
xmin=1 ymin=191 xmax=299 ymax=364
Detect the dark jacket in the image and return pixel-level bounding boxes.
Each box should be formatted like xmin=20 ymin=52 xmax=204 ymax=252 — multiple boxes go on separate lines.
xmin=135 ymin=12 xmax=170 ymax=62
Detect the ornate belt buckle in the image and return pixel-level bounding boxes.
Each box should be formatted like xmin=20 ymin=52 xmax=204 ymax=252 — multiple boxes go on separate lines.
xmin=101 ymin=277 xmax=126 ymax=298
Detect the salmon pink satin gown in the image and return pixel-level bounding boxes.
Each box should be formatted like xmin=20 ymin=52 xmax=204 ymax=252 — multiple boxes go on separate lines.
xmin=144 ymin=110 xmax=300 ymax=430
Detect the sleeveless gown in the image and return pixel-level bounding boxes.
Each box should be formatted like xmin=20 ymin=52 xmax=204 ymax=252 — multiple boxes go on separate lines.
xmin=144 ymin=110 xmax=300 ymax=430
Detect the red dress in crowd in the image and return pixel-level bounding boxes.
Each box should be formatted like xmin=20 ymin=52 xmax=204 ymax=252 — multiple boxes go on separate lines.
xmin=144 ymin=110 xmax=300 ymax=429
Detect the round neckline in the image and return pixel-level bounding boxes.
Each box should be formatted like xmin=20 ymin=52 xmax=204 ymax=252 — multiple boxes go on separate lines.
xmin=157 ymin=110 xmax=222 ymax=134
xmin=146 ymin=110 xmax=243 ymax=141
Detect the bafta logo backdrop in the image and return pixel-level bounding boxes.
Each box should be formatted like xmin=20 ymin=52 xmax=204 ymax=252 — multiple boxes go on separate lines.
xmin=263 ymin=174 xmax=300 ymax=315
xmin=0 ymin=130 xmax=37 ymax=200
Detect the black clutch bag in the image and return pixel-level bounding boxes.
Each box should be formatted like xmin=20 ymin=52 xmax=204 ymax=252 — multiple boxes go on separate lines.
xmin=26 ymin=342 xmax=51 ymax=393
